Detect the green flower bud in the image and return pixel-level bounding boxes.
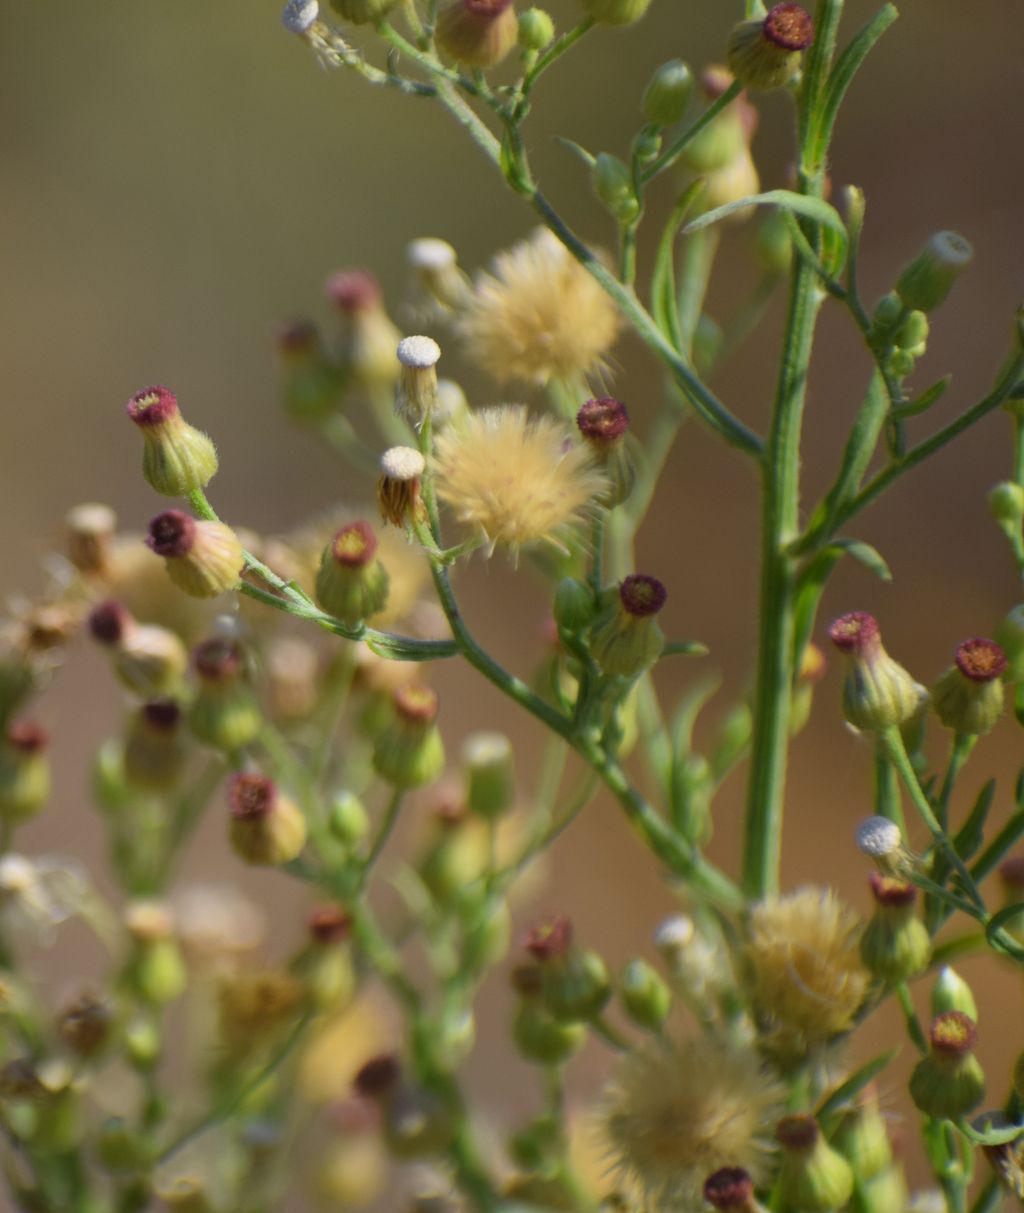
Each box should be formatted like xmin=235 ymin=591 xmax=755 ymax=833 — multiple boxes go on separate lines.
xmin=590 ymin=575 xmax=667 ymax=678
xmin=682 ymin=69 xmax=755 ymax=174
xmin=593 ymin=154 xmax=640 ymax=224
xmin=463 ymin=731 xmax=516 ymax=818
xmin=127 ymin=386 xmax=219 ymax=498
xmin=896 ymin=310 xmax=930 ymax=355
xmin=525 ymin=916 xmax=611 ymax=1021
xmin=859 ymin=873 xmax=931 ymax=984
xmin=642 ymin=59 xmax=693 ymax=127
xmin=373 ymin=686 xmax=445 ymax=789
xmin=579 ymin=0 xmax=651 ymax=26
xmin=329 ymin=0 xmax=397 ymax=24
xmin=293 ymin=907 xmax=356 ymax=1013
xmin=988 ymin=481 xmax=1024 ymax=526
xmin=189 ymin=638 xmax=261 ymax=753
xmin=832 ymin=1087 xmax=893 ymax=1181
xmin=275 ymin=320 xmax=344 ymax=424
xmin=554 ymin=577 xmax=596 ymax=633
xmin=147 ymin=511 xmax=245 ymax=600
xmin=88 ymin=601 xmax=188 ymax=699
xmin=418 ymin=809 xmax=489 ymax=907
xmin=727 ymin=4 xmax=814 ymax=92
xmin=228 ymin=774 xmax=308 ymax=867
xmin=518 ymin=7 xmax=554 ymax=50
xmin=828 ymin=612 xmax=925 ymax=732
xmin=776 ymin=1116 xmax=855 ymax=1213
xmin=326 ymin=270 xmax=402 ymax=391
xmin=0 ymin=722 xmax=50 ymax=824
xmin=932 ymin=638 xmax=1006 ymax=736
xmin=909 ymin=1012 xmax=985 ymax=1120
xmin=435 ymin=0 xmax=519 ymax=68
xmin=462 ymin=897 xmax=511 ymax=969
xmin=619 ymin=958 xmax=671 ymax=1029
xmin=577 ymin=397 xmax=637 ymax=507
xmin=123 ymin=701 xmax=188 ymax=793
xmin=858 ymin=1165 xmax=910 ymax=1213
xmin=91 ymin=739 xmax=135 ymax=813
xmin=329 ymin=790 xmax=370 ymax=846
xmin=871 ymin=291 xmax=905 ymax=339
xmin=931 ymin=966 xmax=978 ymax=1022
xmin=124 ymin=902 xmax=187 ymax=1006
xmin=895 ymin=231 xmax=974 ymax=313
xmin=632 ymin=127 xmax=662 ymax=165
xmin=315 ymin=520 xmax=390 ymax=626
xmin=511 ymin=968 xmax=587 ymax=1064
xmin=123 ymin=1016 xmax=161 ymax=1071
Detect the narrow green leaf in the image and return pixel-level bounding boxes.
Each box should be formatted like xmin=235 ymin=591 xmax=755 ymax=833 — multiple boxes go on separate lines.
xmin=554 ymin=135 xmax=596 ymax=169
xmin=650 ymin=181 xmax=706 ymax=350
xmin=970 ymin=808 xmax=1024 ymax=882
xmin=892 ymin=375 xmax=952 ymax=420
xmin=817 ymin=5 xmax=900 ymax=163
xmin=684 ymin=189 xmax=848 ymax=240
xmin=661 ymin=641 xmax=710 ymax=658
xmin=816 ymin=1048 xmax=900 ymax=1123
xmin=824 ymin=538 xmax=893 ymax=582
xmin=960 ymin=1115 xmax=1024 ymax=1147
xmin=984 ymin=902 xmax=1024 ymax=961
xmin=952 ymin=779 xmax=996 ymax=862
xmin=364 ymin=634 xmax=459 ymax=662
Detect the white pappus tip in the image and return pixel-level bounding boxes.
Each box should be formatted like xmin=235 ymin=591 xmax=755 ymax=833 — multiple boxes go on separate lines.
xmin=856 ymin=815 xmax=903 ymax=858
xmin=408 ymin=238 xmax=458 ymax=271
xmin=397 ymin=335 xmax=442 ymax=370
xmin=380 ymin=446 xmax=426 ymax=481
xmin=282 ymin=0 xmax=319 ymax=33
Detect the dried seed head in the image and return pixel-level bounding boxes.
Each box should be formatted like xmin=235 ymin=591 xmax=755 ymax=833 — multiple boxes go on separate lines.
xmin=397 ymin=335 xmax=441 ymax=371
xmin=66 ymin=503 xmax=118 ymax=575
xmin=377 ymin=447 xmax=426 ymax=527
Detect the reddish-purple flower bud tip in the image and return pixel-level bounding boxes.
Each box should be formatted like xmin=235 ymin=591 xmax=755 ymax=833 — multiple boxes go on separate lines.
xmin=393 ymin=684 xmax=439 ymax=726
xmin=999 ymin=856 xmax=1024 ymax=891
xmin=330 ymin=520 xmax=378 ymax=569
xmin=704 ymin=1168 xmax=755 ymax=1211
xmin=6 ymin=721 xmax=48 ymax=754
xmin=763 ymin=3 xmax=814 ymax=50
xmin=147 ymin=510 xmax=197 ymax=559
xmin=141 ymin=700 xmax=182 ymax=732
xmin=954 ymin=638 xmax=1007 ymax=683
xmin=776 ymin=1114 xmax=819 ymax=1151
xmin=869 ymin=870 xmax=917 ymax=907
xmin=464 ymin=0 xmax=513 ymax=14
xmin=308 ymin=904 xmax=353 ymax=945
xmin=193 ymin=637 xmax=244 ymax=682
xmin=577 ymin=397 xmax=630 ymax=443
xmin=88 ymin=600 xmax=132 ymax=646
xmin=127 ymin=385 xmax=180 ymax=428
xmin=828 ymin=611 xmax=880 ymax=656
xmin=619 ymin=574 xmax=667 ymax=618
xmin=325 ymin=270 xmax=382 ymax=313
xmin=353 ymin=1053 xmax=401 ymax=1098
xmin=229 ymin=773 xmax=277 ymax=821
xmin=275 ymin=318 xmax=319 ymax=355
xmin=524 ymin=914 xmax=573 ymax=961
xmin=930 ymin=1011 xmax=977 ymax=1056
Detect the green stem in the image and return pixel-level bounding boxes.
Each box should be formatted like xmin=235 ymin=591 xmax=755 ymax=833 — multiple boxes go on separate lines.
xmin=640 ymin=81 xmax=742 ymax=184
xmin=894 ymin=981 xmax=928 ymax=1054
xmin=364 ymin=787 xmax=405 ymax=871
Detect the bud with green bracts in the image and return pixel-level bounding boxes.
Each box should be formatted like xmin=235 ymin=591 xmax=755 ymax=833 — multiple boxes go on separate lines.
xmin=189 ymin=637 xmax=261 ymax=752
xmin=619 ymin=958 xmax=671 ymax=1029
xmin=315 ymin=520 xmax=390 ymax=626
xmin=228 ymin=773 xmax=307 ymax=867
xmin=373 ymin=685 xmax=445 ymax=789
xmin=931 ymin=638 xmax=1006 ymax=736
xmin=895 ymin=231 xmax=973 ymax=312
xmin=642 ymin=59 xmax=693 ymax=127
xmin=828 ymin=612 xmax=925 ymax=732
xmin=931 ymin=965 xmax=978 ymax=1022
xmin=860 ymin=873 xmax=931 ymax=984
xmin=776 ymin=1116 xmax=855 ymax=1213
xmin=592 ymin=154 xmax=640 ymax=225
xmin=463 ymin=730 xmax=515 ymax=818
xmin=590 ymin=575 xmax=667 ymax=679
xmin=909 ymin=1012 xmax=985 ymax=1120
xmin=0 ymin=721 xmax=50 ymax=824
xmin=126 ymin=385 xmax=218 ymax=498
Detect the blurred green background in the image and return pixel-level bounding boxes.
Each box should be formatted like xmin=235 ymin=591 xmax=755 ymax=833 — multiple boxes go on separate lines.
xmin=2 ymin=0 xmax=1023 ymax=1198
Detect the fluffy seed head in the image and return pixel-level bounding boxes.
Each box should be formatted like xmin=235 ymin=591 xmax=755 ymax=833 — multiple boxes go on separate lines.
xmin=397 ymin=335 xmax=441 ymax=370
xmin=433 ymin=405 xmax=606 ymax=553
xmin=457 ymin=228 xmax=620 ymax=386
xmin=282 ymin=0 xmax=320 ymax=31
xmin=408 ymin=238 xmax=458 ymax=272
xmin=600 ymin=1035 xmax=783 ymax=1208
xmin=380 ymin=447 xmax=425 ymax=481
xmin=746 ymin=888 xmax=870 ymax=1054
xmin=955 ymin=638 xmax=1007 ymax=682
xmin=856 ymin=815 xmax=902 ymax=859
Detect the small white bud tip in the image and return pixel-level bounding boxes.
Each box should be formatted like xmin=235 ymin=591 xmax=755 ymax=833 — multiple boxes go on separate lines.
xmin=408 ymin=238 xmax=458 ymax=271
xmin=0 ymin=855 xmax=34 ymax=894
xmin=462 ymin=731 xmax=512 ymax=765
xmin=654 ymin=913 xmax=695 ymax=953
xmin=282 ymin=0 xmax=319 ymax=33
xmin=856 ymin=815 xmax=903 ymax=858
xmin=380 ymin=445 xmax=426 ymax=481
xmin=397 ymin=335 xmax=442 ymax=370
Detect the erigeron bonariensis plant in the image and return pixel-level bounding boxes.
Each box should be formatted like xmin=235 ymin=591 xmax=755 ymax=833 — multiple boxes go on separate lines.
xmin=1 ymin=1 xmax=1024 ymax=1211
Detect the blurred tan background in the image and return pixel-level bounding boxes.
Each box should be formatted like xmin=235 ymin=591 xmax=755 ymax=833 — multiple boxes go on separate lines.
xmin=2 ymin=0 xmax=1024 ymax=1199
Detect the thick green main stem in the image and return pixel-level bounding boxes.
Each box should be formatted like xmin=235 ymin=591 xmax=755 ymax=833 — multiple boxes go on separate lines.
xmin=741 ymin=0 xmax=841 ymax=898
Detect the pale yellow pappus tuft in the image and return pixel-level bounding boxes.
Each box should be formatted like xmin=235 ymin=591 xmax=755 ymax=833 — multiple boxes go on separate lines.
xmin=457 ymin=228 xmax=621 ymax=386
xmin=600 ymin=1033 xmax=784 ymax=1210
xmin=746 ymin=886 xmax=870 ymax=1056
xmin=432 ymin=405 xmax=607 ymax=554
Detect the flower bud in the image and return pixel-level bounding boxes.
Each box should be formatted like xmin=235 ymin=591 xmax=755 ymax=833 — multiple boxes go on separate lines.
xmin=88 ymin=600 xmax=188 ymax=698
xmin=293 ymin=906 xmax=356 ymax=1013
xmin=642 ymin=59 xmax=693 ymax=127
xmin=579 ymin=0 xmax=651 ymax=27
xmin=124 ymin=1016 xmax=161 ymax=1071
xmin=189 ymin=638 xmax=261 ymax=752
xmin=909 ymin=1012 xmax=985 ymax=1119
xmin=123 ymin=701 xmax=188 ymax=793
xmin=435 ymin=0 xmax=518 ymax=68
xmin=395 ymin=336 xmax=441 ymax=428
xmin=701 ymin=149 xmax=761 ymax=222
xmin=123 ymin=902 xmax=188 ymax=1006
xmin=931 ymin=638 xmax=1006 ymax=735
xmin=325 ymin=271 xmax=402 ymax=402
xmin=703 ymin=1168 xmax=766 ymax=1213
xmin=553 ymin=577 xmax=596 ymax=634
xmin=858 ymin=1164 xmax=911 ymax=1213
xmin=526 ymin=916 xmax=611 ymax=1021
xmin=373 ymin=686 xmax=445 ymax=788
xmin=518 ymin=7 xmax=554 ymax=51
xmin=577 ymin=397 xmax=636 ymax=507
xmin=463 ymin=731 xmax=516 ymax=818
xmin=896 ymin=310 xmax=930 ymax=356
xmin=275 ymin=319 xmax=343 ymax=423
xmin=328 ymin=0 xmax=397 ymax=26
xmin=147 ymin=511 xmax=245 ymax=599
xmin=228 ymin=773 xmax=307 ymax=867
xmin=859 ymin=872 xmax=931 ymax=984
xmin=592 ymin=154 xmax=640 ymax=225
xmin=329 ymin=790 xmax=370 ymax=847
xmin=417 ymin=802 xmax=489 ymax=906
xmin=680 ymin=66 xmax=759 ymax=172
xmin=828 ymin=612 xmax=925 ymax=732
xmin=65 ymin=503 xmax=118 ymax=577
xmin=776 ymin=1115 xmax=855 ymax=1213
xmin=0 ymin=721 xmax=51 ymax=824
xmin=511 ymin=968 xmax=587 ymax=1063
xmin=618 ymin=957 xmax=671 ymax=1029
xmin=407 ymin=239 xmax=472 ymax=314
xmin=377 ymin=446 xmax=426 ymax=528
xmin=727 ymin=4 xmax=813 ymax=91
xmin=832 ymin=1085 xmax=893 ymax=1181
xmin=590 ymin=574 xmax=667 ymax=678
xmin=931 ymin=966 xmax=978 ymax=1022
xmin=315 ymin=520 xmax=390 ymax=626
xmin=895 ymin=232 xmax=973 ymax=313
xmin=126 ymin=386 xmax=218 ymax=497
